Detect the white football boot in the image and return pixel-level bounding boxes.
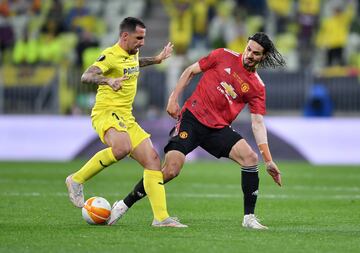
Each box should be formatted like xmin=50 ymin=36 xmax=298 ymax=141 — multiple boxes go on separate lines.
xmin=242 ymin=214 xmax=268 ymax=230
xmin=107 ymin=200 xmax=129 ymax=226
xmin=65 ymin=174 xmax=84 ymax=208
xmin=151 ymin=217 xmax=188 ymax=228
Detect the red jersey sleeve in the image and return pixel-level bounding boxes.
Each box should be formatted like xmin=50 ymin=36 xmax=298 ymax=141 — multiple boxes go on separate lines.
xmin=198 ymin=48 xmax=223 ymax=71
xmin=248 ymin=88 xmax=266 ymax=115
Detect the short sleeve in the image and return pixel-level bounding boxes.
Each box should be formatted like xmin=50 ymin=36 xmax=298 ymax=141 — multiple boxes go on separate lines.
xmin=92 ymin=52 xmax=115 ymax=74
xmin=198 ymin=48 xmax=223 ymax=71
xmin=248 ymin=88 xmax=266 ymax=115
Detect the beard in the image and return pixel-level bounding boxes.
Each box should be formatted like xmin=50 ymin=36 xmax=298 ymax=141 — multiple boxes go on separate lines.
xmin=128 ymin=48 xmax=139 ymax=55
xmin=243 ymin=57 xmax=259 ymax=71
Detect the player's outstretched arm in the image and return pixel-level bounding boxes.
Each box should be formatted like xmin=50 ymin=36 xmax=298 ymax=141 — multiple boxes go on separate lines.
xmin=139 ymin=42 xmax=174 ymax=67
xmin=167 ymin=62 xmax=202 ymax=119
xmin=251 ymin=113 xmax=282 ymax=186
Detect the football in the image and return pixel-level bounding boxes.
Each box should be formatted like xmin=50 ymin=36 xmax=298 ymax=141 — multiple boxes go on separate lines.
xmin=81 ymin=197 xmax=111 ymax=225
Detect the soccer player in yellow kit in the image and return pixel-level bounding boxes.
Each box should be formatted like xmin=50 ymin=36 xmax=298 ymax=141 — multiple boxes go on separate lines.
xmin=65 ymin=17 xmax=186 ymax=227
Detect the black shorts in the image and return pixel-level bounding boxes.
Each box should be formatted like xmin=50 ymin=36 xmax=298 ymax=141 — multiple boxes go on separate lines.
xmin=164 ymin=109 xmax=243 ymax=158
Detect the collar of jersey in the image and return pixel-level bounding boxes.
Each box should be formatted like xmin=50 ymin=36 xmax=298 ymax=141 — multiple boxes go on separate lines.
xmin=114 ymin=43 xmax=130 ymax=57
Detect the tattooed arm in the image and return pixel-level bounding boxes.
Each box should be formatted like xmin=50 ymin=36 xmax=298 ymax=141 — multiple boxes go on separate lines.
xmin=139 ymin=42 xmax=174 ymax=67
xmin=81 ymin=66 xmax=128 ymax=91
xmin=81 ymin=66 xmax=108 ymax=85
xmin=139 ymin=57 xmax=161 ymax=67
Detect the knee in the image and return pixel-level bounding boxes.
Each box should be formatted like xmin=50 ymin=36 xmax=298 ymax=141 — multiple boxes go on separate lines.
xmin=163 ymin=160 xmax=182 ymax=181
xmin=111 ymin=143 xmax=132 ymax=160
xmin=142 ymin=149 xmax=161 ymax=170
xmin=243 ymin=151 xmax=258 ymax=166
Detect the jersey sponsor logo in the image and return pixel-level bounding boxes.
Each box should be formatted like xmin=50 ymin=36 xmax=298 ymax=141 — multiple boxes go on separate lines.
xmin=217 ymin=86 xmax=232 ymax=105
xmin=241 ymin=83 xmax=250 ymax=93
xmin=224 ymin=68 xmax=231 ymax=74
xmin=97 ymin=55 xmax=106 ymax=61
xmin=123 ymin=66 xmax=139 ymax=75
xmin=179 ymin=131 xmax=188 ymax=139
xmin=220 ymin=82 xmax=237 ymax=99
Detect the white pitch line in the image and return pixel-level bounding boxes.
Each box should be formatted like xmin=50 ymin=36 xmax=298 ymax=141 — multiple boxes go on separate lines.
xmin=189 ymin=183 xmax=360 ymax=192
xmin=1 ymin=192 xmax=360 ymax=200
xmin=169 ymin=193 xmax=360 ymax=200
xmin=1 ymin=179 xmax=359 ymax=192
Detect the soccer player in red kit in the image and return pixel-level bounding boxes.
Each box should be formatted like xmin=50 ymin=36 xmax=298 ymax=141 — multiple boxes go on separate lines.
xmin=108 ymin=32 xmax=286 ymax=229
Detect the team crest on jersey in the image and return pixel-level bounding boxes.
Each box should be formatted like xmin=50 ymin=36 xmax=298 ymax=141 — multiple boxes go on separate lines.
xmin=220 ymin=82 xmax=237 ymax=99
xmin=179 ymin=131 xmax=188 ymax=139
xmin=97 ymin=55 xmax=106 ymax=61
xmin=241 ymin=83 xmax=250 ymax=93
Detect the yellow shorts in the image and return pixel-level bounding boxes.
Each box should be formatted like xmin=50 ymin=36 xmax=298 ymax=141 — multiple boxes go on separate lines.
xmin=91 ymin=109 xmax=150 ymax=150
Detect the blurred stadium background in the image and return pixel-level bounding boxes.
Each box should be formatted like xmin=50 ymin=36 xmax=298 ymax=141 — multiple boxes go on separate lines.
xmin=1 ymin=2 xmax=360 ymax=252
xmin=0 ymin=0 xmax=359 ymax=164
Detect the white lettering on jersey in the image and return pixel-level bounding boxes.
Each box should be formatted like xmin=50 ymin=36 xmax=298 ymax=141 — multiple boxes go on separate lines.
xmin=224 ymin=68 xmax=231 ymax=74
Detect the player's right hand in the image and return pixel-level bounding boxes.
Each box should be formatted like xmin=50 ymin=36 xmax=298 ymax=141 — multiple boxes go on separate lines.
xmin=265 ymin=160 xmax=282 ymax=187
xmin=108 ymin=76 xmax=129 ymax=91
xmin=166 ymin=99 xmax=181 ymax=119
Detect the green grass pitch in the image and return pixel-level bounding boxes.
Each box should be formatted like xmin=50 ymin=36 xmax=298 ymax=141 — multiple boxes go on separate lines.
xmin=0 ymin=160 xmax=359 ymax=253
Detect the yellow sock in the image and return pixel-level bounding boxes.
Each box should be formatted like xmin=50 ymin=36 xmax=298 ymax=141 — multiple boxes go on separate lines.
xmin=72 ymin=147 xmax=117 ymax=183
xmin=143 ymin=169 xmax=169 ymax=221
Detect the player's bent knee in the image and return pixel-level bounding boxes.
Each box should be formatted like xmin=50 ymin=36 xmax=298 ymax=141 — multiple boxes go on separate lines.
xmin=142 ymin=151 xmax=161 ymax=170
xmin=112 ymin=145 xmax=131 ymax=160
xmin=163 ymin=161 xmax=182 ymax=181
xmin=163 ymin=167 xmax=180 ymax=181
xmin=245 ymin=151 xmax=258 ymax=166
xmin=162 ymin=150 xmax=185 ymax=181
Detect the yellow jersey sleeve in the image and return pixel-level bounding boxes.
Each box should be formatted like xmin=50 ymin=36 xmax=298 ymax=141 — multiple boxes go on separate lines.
xmin=93 ymin=51 xmax=116 ymax=74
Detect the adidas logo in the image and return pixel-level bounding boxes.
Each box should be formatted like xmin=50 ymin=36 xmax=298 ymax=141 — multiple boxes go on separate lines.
xmin=252 ymin=190 xmax=258 ymax=196
xmin=136 ymin=191 xmax=144 ymax=197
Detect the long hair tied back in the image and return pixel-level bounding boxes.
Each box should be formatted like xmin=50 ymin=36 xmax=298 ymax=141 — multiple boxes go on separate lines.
xmin=248 ymin=32 xmax=286 ymax=69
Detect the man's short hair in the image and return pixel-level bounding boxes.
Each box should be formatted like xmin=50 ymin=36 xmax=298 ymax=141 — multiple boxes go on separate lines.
xmin=119 ymin=17 xmax=146 ymax=35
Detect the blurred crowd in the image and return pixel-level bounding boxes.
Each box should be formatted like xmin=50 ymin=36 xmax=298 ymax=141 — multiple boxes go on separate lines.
xmin=0 ymin=0 xmax=359 ymax=71
xmin=0 ymin=0 xmax=146 ymax=69
xmin=164 ymin=0 xmax=360 ymax=71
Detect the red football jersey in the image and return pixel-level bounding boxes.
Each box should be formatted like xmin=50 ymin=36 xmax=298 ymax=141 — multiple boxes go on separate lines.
xmin=182 ymin=48 xmax=266 ymax=128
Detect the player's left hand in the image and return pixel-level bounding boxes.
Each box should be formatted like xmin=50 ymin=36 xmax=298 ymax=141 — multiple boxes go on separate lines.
xmin=265 ymin=161 xmax=282 ymax=187
xmin=156 ymin=42 xmax=174 ymax=63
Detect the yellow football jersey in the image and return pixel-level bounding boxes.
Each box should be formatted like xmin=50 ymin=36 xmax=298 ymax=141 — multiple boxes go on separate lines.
xmin=91 ymin=43 xmax=140 ymax=121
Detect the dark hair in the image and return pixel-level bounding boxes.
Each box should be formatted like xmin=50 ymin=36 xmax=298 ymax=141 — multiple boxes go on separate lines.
xmin=119 ymin=17 xmax=146 ymax=35
xmin=248 ymin=32 xmax=286 ymax=68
